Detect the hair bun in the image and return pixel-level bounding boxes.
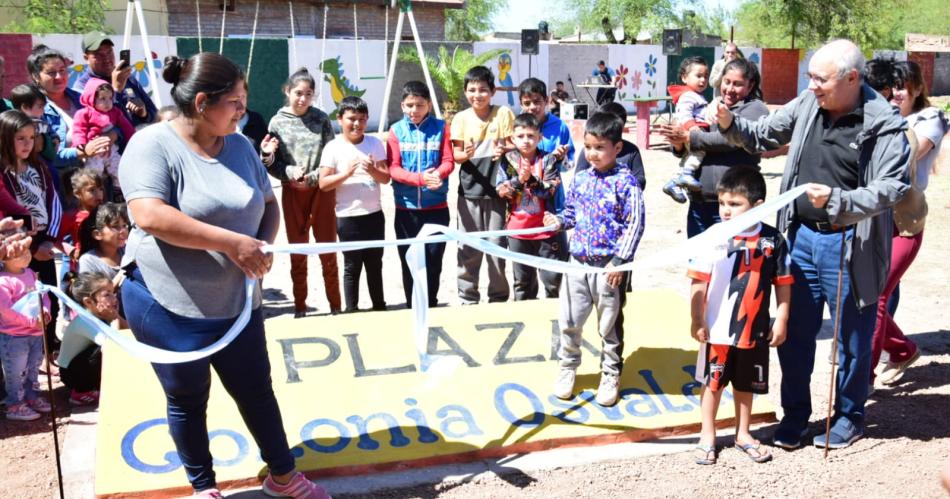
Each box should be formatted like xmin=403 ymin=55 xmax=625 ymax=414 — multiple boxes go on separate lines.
xmin=162 ymin=55 xmax=186 ymax=84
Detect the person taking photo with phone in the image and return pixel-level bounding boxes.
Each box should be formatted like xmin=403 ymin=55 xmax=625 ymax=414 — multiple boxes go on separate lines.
xmin=72 ymin=31 xmax=157 ymax=127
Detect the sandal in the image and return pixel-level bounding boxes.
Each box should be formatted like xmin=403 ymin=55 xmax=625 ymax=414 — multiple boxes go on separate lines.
xmin=735 ymin=441 xmax=773 ymax=463
xmin=694 ymin=443 xmax=717 ymax=465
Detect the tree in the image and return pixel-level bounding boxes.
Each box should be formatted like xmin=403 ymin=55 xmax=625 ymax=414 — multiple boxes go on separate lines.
xmin=398 ymin=46 xmax=507 ymax=118
xmin=3 ymin=0 xmax=109 ymax=34
xmin=555 ymin=0 xmax=680 ymax=44
xmin=734 ymin=0 xmax=909 ymax=50
xmin=445 ymin=0 xmax=506 ymax=41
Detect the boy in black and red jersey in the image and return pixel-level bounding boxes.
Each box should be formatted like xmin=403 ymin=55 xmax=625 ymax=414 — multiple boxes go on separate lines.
xmin=687 ymin=168 xmax=793 ymax=465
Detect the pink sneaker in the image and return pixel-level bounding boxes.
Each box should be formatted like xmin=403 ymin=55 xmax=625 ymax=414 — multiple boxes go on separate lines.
xmin=262 ymin=472 xmax=330 ymax=499
xmin=193 ymin=488 xmax=223 ymax=498
xmin=70 ymin=390 xmax=100 ymax=406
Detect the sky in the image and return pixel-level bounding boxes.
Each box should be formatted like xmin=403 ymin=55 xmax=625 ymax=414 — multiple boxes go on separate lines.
xmin=492 ymin=0 xmax=743 ymax=33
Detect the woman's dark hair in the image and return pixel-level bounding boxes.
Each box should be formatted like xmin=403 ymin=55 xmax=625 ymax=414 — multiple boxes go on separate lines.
xmin=0 ymin=110 xmax=42 ymax=171
xmin=26 ymin=45 xmax=68 ymax=80
xmin=79 ymin=202 xmax=129 ymax=257
xmin=67 ymin=271 xmax=112 ymax=306
xmin=678 ymin=56 xmax=708 ymax=81
xmin=10 ymin=83 xmax=47 ymax=110
xmin=283 ymin=67 xmax=316 ymax=96
xmin=721 ymin=58 xmax=763 ymax=102
xmin=162 ymin=53 xmax=244 ymax=118
xmin=338 ymin=96 xmax=368 ymax=117
xmin=401 ymin=80 xmax=431 ymax=102
xmin=894 ymin=60 xmax=931 ymax=112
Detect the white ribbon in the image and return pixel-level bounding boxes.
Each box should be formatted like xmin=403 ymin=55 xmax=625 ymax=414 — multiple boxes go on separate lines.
xmin=39 ymin=184 xmax=807 ymax=367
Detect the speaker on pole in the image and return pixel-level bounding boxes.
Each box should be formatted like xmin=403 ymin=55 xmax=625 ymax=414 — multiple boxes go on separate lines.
xmin=521 ymin=29 xmax=540 ymax=55
xmin=662 ymin=29 xmax=682 ymax=56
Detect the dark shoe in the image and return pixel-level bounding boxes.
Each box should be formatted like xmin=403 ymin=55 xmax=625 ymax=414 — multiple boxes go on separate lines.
xmin=813 ymin=418 xmax=863 ymax=449
xmin=772 ymin=424 xmax=809 ymax=449
xmin=662 ymin=180 xmax=688 ymax=204
xmin=676 ymin=172 xmax=703 ymax=191
xmin=294 ymin=310 xmax=308 ymax=319
xmin=371 ymin=304 xmax=388 ymax=312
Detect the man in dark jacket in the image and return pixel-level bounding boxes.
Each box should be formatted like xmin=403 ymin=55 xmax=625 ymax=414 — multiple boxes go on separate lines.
xmin=72 ymin=31 xmax=157 ymax=127
xmin=716 ymin=39 xmax=910 ymax=450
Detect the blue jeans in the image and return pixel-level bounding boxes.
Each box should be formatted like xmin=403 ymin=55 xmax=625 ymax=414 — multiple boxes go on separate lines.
xmin=0 ymin=334 xmax=43 ymax=406
xmin=779 ymin=224 xmax=877 ymax=430
xmin=122 ymin=269 xmax=294 ymax=491
xmin=686 ymin=200 xmax=721 ymax=238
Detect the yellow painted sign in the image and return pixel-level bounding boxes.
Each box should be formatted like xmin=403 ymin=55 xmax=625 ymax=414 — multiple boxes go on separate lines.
xmin=95 ymin=289 xmax=774 ymax=497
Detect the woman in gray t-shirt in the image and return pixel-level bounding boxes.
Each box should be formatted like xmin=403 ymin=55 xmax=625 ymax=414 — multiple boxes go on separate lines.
xmin=118 ymin=53 xmax=329 ymax=498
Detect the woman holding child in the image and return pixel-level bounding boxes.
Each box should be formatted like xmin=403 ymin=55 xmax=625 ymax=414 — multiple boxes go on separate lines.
xmin=658 ymin=58 xmax=768 ymax=237
xmin=118 ymin=53 xmax=328 ymax=498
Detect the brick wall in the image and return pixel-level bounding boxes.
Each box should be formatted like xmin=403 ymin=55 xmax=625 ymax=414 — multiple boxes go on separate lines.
xmin=761 ymin=48 xmax=800 ymax=105
xmin=0 ymin=34 xmax=38 ymax=93
xmin=167 ymin=0 xmax=446 ymax=40
xmin=907 ymin=51 xmax=936 ymax=93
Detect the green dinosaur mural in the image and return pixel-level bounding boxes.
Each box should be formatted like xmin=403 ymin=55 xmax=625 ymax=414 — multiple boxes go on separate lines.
xmin=320 ymin=56 xmax=366 ymax=119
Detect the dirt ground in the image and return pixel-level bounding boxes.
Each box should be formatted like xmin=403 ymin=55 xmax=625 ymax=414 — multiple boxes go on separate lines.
xmin=1 ymin=126 xmax=948 ymax=498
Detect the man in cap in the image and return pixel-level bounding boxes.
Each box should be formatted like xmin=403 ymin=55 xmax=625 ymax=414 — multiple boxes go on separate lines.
xmin=72 ymin=31 xmax=157 ymax=126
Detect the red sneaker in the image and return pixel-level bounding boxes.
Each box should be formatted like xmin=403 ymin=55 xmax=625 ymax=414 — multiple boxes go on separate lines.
xmin=262 ymin=472 xmax=330 ymax=499
xmin=69 ymin=390 xmax=99 ymax=406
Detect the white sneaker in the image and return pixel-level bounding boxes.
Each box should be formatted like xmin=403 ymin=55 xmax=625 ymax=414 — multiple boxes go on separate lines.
xmin=879 ymin=350 xmax=921 ymax=385
xmin=553 ymin=368 xmax=576 ymax=399
xmin=595 ymin=373 xmax=620 ymax=406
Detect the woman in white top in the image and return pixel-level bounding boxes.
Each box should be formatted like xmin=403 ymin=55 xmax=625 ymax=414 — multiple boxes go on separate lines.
xmin=871 ymin=59 xmax=947 ymax=386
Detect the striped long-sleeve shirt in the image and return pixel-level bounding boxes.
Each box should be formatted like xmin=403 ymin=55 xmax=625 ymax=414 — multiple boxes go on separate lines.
xmin=558 ymin=164 xmax=645 ymax=265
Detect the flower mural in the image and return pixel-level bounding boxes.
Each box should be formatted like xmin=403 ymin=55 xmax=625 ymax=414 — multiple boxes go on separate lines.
xmin=748 ymin=52 xmax=761 ymax=65
xmin=644 ymin=54 xmax=657 ymax=77
xmin=631 ymin=70 xmax=643 ymax=92
xmin=614 ymin=64 xmax=629 ymax=89
xmin=130 ymin=53 xmax=163 ymax=92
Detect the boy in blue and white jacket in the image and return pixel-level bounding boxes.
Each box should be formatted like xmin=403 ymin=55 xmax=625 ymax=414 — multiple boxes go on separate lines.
xmin=386 ymin=81 xmax=455 ymax=307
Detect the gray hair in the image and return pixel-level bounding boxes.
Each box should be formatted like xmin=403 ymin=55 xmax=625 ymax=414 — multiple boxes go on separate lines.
xmin=824 ymin=39 xmax=865 ymax=79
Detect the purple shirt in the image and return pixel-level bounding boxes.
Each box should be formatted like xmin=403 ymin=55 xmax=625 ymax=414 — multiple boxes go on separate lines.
xmin=558 ymin=165 xmax=645 ymax=264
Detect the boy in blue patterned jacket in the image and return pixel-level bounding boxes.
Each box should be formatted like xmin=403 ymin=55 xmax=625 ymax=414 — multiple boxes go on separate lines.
xmin=544 ymin=112 xmax=645 ymax=407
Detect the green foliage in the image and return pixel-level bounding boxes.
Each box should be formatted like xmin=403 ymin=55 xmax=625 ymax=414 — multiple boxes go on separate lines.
xmin=554 ymin=0 xmax=679 ymax=44
xmin=733 ymin=0 xmax=943 ymax=50
xmin=398 ymin=46 xmax=507 ymax=113
xmin=445 ymin=0 xmax=505 ymax=41
xmin=3 ymin=0 xmax=109 ymax=34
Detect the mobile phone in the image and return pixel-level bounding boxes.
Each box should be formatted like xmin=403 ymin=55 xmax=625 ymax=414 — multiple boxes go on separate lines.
xmin=119 ymin=49 xmax=131 ymax=68
xmin=8 ymin=214 xmax=33 ymax=233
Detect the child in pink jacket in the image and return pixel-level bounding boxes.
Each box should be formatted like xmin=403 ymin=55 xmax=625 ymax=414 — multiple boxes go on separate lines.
xmin=72 ymin=78 xmax=135 ymax=200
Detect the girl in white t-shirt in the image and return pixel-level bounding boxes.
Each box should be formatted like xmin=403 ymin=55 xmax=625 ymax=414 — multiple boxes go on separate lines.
xmin=318 ymin=97 xmax=390 ymax=312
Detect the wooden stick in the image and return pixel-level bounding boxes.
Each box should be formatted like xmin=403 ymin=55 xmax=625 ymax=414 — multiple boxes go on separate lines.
xmin=824 ymin=231 xmax=847 ymax=459
xmin=37 ymin=291 xmax=65 ymax=498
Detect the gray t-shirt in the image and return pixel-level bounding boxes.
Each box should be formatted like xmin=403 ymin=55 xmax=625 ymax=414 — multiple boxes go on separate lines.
xmin=78 ymin=248 xmax=124 ymax=280
xmin=119 ymin=122 xmax=273 ymax=318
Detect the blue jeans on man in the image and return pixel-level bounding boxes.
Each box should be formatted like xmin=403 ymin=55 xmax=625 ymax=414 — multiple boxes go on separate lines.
xmin=777 ymin=223 xmax=877 ymax=447
xmin=686 ymin=200 xmax=721 ymax=238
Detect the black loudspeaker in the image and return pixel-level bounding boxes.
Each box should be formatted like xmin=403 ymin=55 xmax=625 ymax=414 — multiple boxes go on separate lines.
xmin=521 ymin=29 xmax=540 ymax=55
xmin=662 ymin=29 xmax=682 ymax=56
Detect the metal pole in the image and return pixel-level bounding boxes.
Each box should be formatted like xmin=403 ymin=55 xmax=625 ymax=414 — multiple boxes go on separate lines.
xmin=123 ymin=0 xmax=135 ymax=50
xmin=37 ymin=292 xmax=65 ymax=499
xmin=377 ymin=10 xmax=405 ymax=133
xmin=824 ymin=231 xmax=847 ymax=459
xmin=134 ymin=0 xmax=163 ymax=107
xmin=406 ymin=10 xmax=441 ymax=118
